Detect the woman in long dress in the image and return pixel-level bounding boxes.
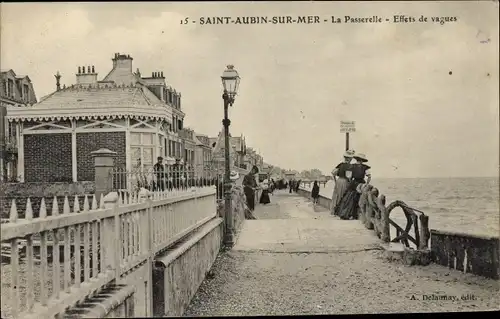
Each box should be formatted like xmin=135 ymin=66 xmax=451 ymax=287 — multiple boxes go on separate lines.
xmin=259 ymin=179 xmax=271 ymax=204
xmin=330 ymin=150 xmax=355 ymax=215
xmin=243 ymin=166 xmax=259 ymax=211
xmin=336 ymin=153 xmax=371 ymax=220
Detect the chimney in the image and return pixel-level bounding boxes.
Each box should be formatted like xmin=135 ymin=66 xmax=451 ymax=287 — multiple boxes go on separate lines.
xmin=76 ymin=65 xmax=98 ymax=85
xmin=136 ymin=68 xmax=141 ymax=77
xmin=112 ymin=53 xmax=133 ymax=73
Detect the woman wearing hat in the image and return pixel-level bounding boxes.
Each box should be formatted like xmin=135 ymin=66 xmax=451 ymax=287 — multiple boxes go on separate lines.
xmin=336 ymin=153 xmax=371 ymax=220
xmin=259 ymin=179 xmax=271 ymax=205
xmin=330 ymin=150 xmax=355 ymax=215
xmin=243 ymin=165 xmax=259 ymax=211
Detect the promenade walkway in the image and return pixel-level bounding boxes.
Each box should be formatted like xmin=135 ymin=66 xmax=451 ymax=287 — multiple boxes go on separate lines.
xmin=185 ymin=191 xmax=498 ymax=316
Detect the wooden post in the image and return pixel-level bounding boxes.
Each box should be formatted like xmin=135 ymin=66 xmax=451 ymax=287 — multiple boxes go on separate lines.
xmin=364 ymin=189 xmax=375 ymax=230
xmin=378 ymin=195 xmax=390 ymax=242
xmin=419 ymin=214 xmax=430 ymax=249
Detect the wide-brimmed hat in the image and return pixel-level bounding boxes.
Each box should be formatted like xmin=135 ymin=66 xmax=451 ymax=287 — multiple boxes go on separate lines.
xmin=354 ymin=153 xmax=368 ymax=162
xmin=343 ymin=150 xmax=355 ymax=158
xmin=230 ymin=171 xmax=240 ymax=180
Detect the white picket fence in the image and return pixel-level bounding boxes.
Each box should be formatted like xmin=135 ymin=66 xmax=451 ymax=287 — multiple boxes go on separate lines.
xmin=1 ymin=186 xmax=217 ymax=319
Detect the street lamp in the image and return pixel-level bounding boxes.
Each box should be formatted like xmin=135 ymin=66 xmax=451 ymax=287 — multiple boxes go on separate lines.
xmin=221 ymin=64 xmax=240 ymax=247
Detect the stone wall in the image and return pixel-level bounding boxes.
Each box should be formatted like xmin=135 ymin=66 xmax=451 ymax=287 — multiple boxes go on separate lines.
xmin=431 ymin=230 xmax=500 ymax=279
xmin=297 ymin=187 xmax=331 ymax=209
xmin=0 ymin=181 xmax=95 ymax=218
xmin=155 ymin=218 xmax=223 ymax=316
xmin=215 ymin=184 xmax=256 ymax=237
xmin=24 ymin=133 xmax=73 ymax=182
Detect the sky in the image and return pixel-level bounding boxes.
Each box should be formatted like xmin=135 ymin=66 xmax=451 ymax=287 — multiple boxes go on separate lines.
xmin=1 ymin=1 xmax=499 ymax=178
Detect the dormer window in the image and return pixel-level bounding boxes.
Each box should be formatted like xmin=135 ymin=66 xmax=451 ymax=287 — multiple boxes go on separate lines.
xmin=23 ymin=84 xmax=29 ymax=101
xmin=8 ymin=79 xmax=14 ymax=98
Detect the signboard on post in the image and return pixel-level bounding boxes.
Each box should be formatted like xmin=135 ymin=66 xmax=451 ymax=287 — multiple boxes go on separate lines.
xmin=340 ymin=121 xmax=356 ymax=133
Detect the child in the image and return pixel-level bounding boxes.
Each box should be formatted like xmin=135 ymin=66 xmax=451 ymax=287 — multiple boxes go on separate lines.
xmin=311 ymin=180 xmax=320 ymax=205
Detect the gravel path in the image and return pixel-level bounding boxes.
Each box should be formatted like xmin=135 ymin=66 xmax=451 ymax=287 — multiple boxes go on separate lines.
xmin=184 ymin=249 xmax=499 ymax=316
xmin=185 ymin=192 xmax=499 ymax=316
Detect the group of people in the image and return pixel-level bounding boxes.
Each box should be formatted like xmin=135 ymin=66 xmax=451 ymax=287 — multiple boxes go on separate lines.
xmin=330 ymin=150 xmax=371 ymax=220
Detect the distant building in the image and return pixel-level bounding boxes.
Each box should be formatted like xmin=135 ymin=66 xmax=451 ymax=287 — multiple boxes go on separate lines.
xmin=245 ymin=147 xmax=263 ymax=169
xmin=179 ymin=127 xmax=196 ymax=169
xmin=209 ymin=128 xmax=237 ymax=174
xmin=230 ymin=135 xmax=247 ymax=169
xmin=0 ymin=69 xmax=38 ymax=182
xmin=5 ymin=53 xmax=185 ymax=182
xmin=193 ymin=133 xmax=212 ymax=177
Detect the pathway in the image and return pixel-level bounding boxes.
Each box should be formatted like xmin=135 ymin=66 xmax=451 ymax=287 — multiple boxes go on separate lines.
xmin=184 ymin=191 xmax=499 ymax=316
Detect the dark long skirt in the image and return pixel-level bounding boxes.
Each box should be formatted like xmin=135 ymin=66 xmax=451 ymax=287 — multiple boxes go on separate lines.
xmin=335 ymin=189 xmax=360 ymax=220
xmin=259 ymin=190 xmax=271 ymax=204
xmin=244 ymin=187 xmax=255 ymax=211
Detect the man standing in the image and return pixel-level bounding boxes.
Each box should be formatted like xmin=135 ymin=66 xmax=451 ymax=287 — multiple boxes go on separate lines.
xmin=153 ymin=157 xmax=165 ymax=191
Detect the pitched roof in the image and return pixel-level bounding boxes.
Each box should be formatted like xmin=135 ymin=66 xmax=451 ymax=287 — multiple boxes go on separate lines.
xmin=6 ymin=83 xmax=172 ymax=122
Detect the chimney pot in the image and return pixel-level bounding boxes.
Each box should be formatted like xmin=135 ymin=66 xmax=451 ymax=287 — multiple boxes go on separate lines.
xmin=87 ymin=66 xmax=91 ymax=73
xmin=78 ymin=66 xmax=81 ymax=74
xmin=82 ymin=66 xmax=86 ymax=74
xmin=92 ymin=65 xmax=95 ymax=73
xmin=161 ymin=71 xmax=164 ymax=77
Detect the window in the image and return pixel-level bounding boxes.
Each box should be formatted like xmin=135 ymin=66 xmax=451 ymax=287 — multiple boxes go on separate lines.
xmin=23 ymin=84 xmax=29 ymax=101
xmin=159 ymin=136 xmax=165 ymax=157
xmin=8 ymin=79 xmax=14 ymax=97
xmin=130 ymin=132 xmax=156 ymax=171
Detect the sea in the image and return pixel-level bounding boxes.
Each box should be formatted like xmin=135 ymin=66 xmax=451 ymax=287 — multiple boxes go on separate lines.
xmin=306 ymin=177 xmax=499 ymax=238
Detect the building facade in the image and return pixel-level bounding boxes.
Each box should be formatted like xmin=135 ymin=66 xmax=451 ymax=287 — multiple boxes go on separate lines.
xmin=230 ymin=135 xmax=247 ymax=169
xmin=193 ymin=133 xmax=212 ymax=177
xmin=5 ymin=53 xmax=185 ymax=182
xmin=1 ymin=69 xmax=38 ymax=182
xmin=179 ymin=127 xmax=196 ymax=169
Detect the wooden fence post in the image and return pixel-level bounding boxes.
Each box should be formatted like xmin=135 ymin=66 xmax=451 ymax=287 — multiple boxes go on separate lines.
xmin=364 ymin=188 xmax=376 ymax=230
xmin=102 ymin=192 xmax=120 ymax=277
xmin=378 ymin=195 xmax=390 ymax=242
xmin=419 ymin=214 xmax=430 ymax=249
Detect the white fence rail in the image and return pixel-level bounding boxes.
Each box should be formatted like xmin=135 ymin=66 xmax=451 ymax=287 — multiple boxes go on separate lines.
xmin=1 ymin=186 xmax=217 ymax=319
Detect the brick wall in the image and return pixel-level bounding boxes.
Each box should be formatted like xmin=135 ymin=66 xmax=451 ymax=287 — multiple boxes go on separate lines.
xmin=24 ymin=133 xmax=72 ymax=182
xmin=76 ymin=132 xmax=126 ymax=181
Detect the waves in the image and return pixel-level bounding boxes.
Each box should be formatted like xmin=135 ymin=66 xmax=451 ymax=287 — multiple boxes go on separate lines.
xmin=316 ymin=177 xmax=499 ymax=237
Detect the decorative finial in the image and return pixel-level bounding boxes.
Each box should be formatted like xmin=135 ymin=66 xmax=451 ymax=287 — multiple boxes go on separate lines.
xmin=227 ymin=65 xmax=234 ymax=69
xmin=54 ymin=71 xmax=62 ymax=91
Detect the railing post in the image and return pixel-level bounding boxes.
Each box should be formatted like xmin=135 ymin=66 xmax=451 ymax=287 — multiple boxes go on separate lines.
xmin=91 ymin=148 xmax=117 ymax=199
xmin=419 ymin=214 xmax=430 ymax=249
xmin=146 ymin=194 xmax=154 ymax=317
xmin=379 ymin=195 xmax=390 ymax=242
xmin=102 ymin=192 xmax=120 ymax=277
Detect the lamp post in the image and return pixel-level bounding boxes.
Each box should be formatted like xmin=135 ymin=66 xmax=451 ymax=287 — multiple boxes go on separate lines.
xmin=221 ymin=64 xmax=240 ymax=247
